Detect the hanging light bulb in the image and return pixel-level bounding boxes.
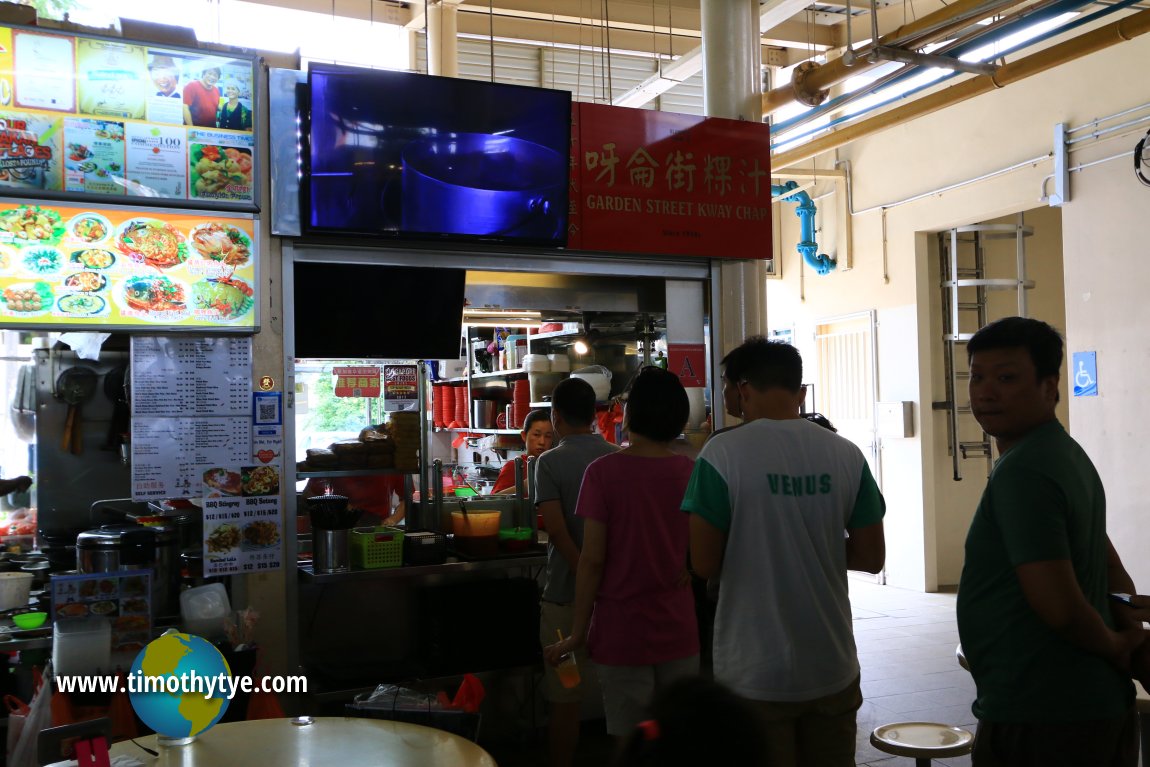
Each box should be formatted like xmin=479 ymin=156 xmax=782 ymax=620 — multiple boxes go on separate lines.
xmin=573 ymin=338 xmax=590 ymax=355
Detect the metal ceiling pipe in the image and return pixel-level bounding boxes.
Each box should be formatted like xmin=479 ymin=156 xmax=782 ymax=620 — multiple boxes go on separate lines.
xmin=771 ymin=0 xmax=1108 ymax=137
xmin=772 ymin=7 xmax=1150 ymax=170
xmin=762 ymin=0 xmax=1030 ymax=113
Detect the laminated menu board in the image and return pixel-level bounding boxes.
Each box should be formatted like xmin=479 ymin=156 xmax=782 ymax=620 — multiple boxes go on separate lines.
xmin=201 ymin=463 xmax=283 ymax=576
xmin=0 ymin=24 xmax=257 ymax=209
xmin=130 ymin=336 xmax=253 ymax=500
xmin=51 ymin=570 xmax=152 ymax=657
xmin=0 ymin=200 xmax=257 ymax=330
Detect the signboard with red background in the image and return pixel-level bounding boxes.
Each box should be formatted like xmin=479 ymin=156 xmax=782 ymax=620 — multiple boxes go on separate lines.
xmin=570 ymin=103 xmax=772 ymax=261
xmin=333 ymin=365 xmax=381 ymax=398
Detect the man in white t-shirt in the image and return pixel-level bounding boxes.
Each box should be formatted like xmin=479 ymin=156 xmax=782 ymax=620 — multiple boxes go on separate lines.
xmin=681 ymin=337 xmax=886 ymax=767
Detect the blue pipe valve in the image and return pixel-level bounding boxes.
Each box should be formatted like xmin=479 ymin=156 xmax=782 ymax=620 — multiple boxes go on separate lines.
xmin=772 ymin=181 xmax=836 ymax=275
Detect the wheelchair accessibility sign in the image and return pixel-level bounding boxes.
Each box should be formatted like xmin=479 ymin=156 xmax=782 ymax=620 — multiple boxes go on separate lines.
xmin=1073 ymin=351 xmax=1097 ymax=397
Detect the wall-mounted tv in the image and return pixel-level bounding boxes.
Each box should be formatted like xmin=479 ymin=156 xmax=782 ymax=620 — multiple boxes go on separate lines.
xmin=305 ymin=64 xmax=571 ymax=247
xmin=293 ymin=262 xmax=465 ymax=360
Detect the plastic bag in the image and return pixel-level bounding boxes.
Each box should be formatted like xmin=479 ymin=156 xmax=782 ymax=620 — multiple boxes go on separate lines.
xmin=5 ymin=694 xmax=30 ymax=763
xmin=8 ymin=662 xmax=53 ymax=767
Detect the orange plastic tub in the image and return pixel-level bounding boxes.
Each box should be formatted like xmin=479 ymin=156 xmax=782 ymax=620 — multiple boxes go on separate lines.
xmin=451 ymin=510 xmax=501 ymax=538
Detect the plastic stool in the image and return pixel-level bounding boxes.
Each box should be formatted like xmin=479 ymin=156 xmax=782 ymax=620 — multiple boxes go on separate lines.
xmin=870 ymin=721 xmax=974 ymax=767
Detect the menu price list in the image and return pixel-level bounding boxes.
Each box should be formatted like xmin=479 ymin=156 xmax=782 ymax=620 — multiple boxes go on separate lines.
xmin=131 ymin=418 xmax=252 ymax=499
xmin=131 ymin=336 xmax=251 ymax=416
xmin=130 ymin=336 xmax=254 ymax=501
xmin=202 ymin=477 xmax=282 ymax=577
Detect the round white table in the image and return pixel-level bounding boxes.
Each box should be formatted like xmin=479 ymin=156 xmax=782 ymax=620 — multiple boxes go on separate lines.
xmin=100 ymin=717 xmax=497 ymax=766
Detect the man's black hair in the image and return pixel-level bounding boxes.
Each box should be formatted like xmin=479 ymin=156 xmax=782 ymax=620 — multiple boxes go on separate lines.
xmin=623 ymin=367 xmax=689 ymax=442
xmin=550 ymin=377 xmax=596 ymax=428
xmin=967 ymin=316 xmax=1063 ymax=380
xmin=721 ymin=336 xmax=803 ymax=393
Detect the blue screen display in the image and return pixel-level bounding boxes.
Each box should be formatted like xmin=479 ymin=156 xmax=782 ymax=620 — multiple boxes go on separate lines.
xmin=306 ymin=64 xmax=571 ymax=246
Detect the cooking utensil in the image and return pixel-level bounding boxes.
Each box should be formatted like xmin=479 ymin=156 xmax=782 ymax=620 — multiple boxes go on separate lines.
xmin=56 ymin=366 xmax=97 ymax=455
xmin=102 ymin=364 xmax=129 ymax=452
xmin=306 ymin=495 xmax=357 ymax=529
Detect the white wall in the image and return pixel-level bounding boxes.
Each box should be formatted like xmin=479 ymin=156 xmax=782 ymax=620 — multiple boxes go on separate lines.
xmin=768 ymin=30 xmax=1150 ymax=590
xmin=1061 ymin=139 xmax=1150 ymax=590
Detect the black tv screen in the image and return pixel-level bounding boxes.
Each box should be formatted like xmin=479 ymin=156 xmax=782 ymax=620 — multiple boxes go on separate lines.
xmin=305 ymin=64 xmax=571 ymax=246
xmin=293 ymin=263 xmax=465 ymax=360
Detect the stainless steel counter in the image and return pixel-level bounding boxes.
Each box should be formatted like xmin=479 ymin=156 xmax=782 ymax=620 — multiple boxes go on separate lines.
xmin=298 ymin=553 xmax=546 ymax=584
xmin=0 ymin=627 xmax=51 ymax=651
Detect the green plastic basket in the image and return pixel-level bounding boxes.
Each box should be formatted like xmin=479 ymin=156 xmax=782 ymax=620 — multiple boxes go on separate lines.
xmin=350 ymin=526 xmax=405 ymax=569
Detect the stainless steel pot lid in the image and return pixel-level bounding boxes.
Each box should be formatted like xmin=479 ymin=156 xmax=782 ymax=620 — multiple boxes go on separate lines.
xmin=129 ymin=509 xmax=195 ymax=525
xmin=76 ymin=524 xmax=157 ymax=548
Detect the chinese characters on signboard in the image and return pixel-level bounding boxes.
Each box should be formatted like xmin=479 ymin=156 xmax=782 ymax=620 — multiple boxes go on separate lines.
xmin=334 ymin=365 xmax=382 ymax=398
xmin=570 ymin=103 xmax=773 ymax=260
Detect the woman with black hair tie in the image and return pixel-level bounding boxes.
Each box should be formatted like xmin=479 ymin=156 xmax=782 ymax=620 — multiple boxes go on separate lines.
xmin=545 ymin=366 xmax=699 ymax=743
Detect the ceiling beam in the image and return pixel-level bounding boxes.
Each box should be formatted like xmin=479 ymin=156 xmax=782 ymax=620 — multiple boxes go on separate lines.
xmin=453 ymin=12 xmax=702 ymax=56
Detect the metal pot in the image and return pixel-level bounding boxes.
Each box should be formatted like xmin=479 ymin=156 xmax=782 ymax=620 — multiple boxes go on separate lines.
xmin=472 ymin=399 xmax=499 ymax=429
xmin=145 ymin=521 xmax=181 ymax=617
xmin=77 ymin=523 xmax=180 ymax=617
xmin=127 ymin=507 xmax=202 ymax=553
xmin=76 ymin=525 xmax=155 ymax=574
xmin=401 ymin=133 xmax=565 ymax=239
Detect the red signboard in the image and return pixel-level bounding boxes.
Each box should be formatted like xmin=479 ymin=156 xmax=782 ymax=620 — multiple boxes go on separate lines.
xmin=333 ymin=365 xmax=381 ymax=398
xmin=570 ymin=103 xmax=772 ymax=260
xmin=668 ymin=343 xmax=707 ymax=388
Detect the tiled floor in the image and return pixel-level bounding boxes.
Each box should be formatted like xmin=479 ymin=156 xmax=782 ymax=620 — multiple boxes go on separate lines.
xmin=485 ymin=578 xmax=977 ymax=766
xmin=851 ymin=578 xmax=975 ymax=767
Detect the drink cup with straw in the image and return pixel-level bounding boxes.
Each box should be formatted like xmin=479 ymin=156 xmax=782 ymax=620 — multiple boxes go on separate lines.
xmin=554 ymin=628 xmax=581 ymax=689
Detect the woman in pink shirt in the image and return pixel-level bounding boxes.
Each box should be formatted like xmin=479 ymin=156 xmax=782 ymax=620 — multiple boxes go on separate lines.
xmin=546 ymin=366 xmax=698 ymax=738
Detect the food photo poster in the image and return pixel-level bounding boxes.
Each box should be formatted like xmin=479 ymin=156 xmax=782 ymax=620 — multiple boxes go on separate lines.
xmin=202 ymin=464 xmax=283 ymax=577
xmin=0 ymin=201 xmax=257 ymax=330
xmin=0 ymin=24 xmax=256 ymax=206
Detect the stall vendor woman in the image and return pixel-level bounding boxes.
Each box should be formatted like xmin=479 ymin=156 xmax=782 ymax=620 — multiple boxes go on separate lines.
xmin=493 ymin=410 xmax=554 ymax=495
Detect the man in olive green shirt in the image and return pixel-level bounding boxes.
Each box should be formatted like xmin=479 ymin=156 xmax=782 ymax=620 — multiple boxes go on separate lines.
xmin=956 ymin=317 xmax=1146 ymax=767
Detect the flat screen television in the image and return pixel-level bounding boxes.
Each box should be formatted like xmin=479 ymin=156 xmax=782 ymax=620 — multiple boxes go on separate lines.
xmin=293 ymin=262 xmax=466 ymax=360
xmin=304 ymin=64 xmax=571 ymax=246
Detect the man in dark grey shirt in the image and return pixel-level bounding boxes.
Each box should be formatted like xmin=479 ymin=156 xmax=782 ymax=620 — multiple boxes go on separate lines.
xmin=535 ymin=377 xmax=617 ymax=767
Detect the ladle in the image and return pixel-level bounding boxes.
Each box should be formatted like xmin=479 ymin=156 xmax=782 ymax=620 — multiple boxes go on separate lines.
xmin=57 ymin=366 xmax=97 ymax=455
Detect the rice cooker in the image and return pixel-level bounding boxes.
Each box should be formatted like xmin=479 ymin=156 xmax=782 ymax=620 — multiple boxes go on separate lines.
xmin=569 ymin=365 xmax=613 ymax=401
xmin=76 ymin=523 xmax=180 ymax=617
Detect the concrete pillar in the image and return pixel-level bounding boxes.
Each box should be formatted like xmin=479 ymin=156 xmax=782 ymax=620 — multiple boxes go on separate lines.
xmin=701 ymin=0 xmax=768 ymax=430
xmin=702 ymin=0 xmax=762 ymax=121
xmin=427 ymin=1 xmax=459 ymax=78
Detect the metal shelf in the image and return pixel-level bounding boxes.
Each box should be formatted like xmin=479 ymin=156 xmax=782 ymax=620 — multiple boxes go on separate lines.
xmin=527 ymin=330 xmax=581 ymax=343
xmin=471 ymin=368 xmax=525 ymax=379
xmin=297 ymin=469 xmax=419 ymax=478
xmin=434 ymin=427 xmax=519 ymax=435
